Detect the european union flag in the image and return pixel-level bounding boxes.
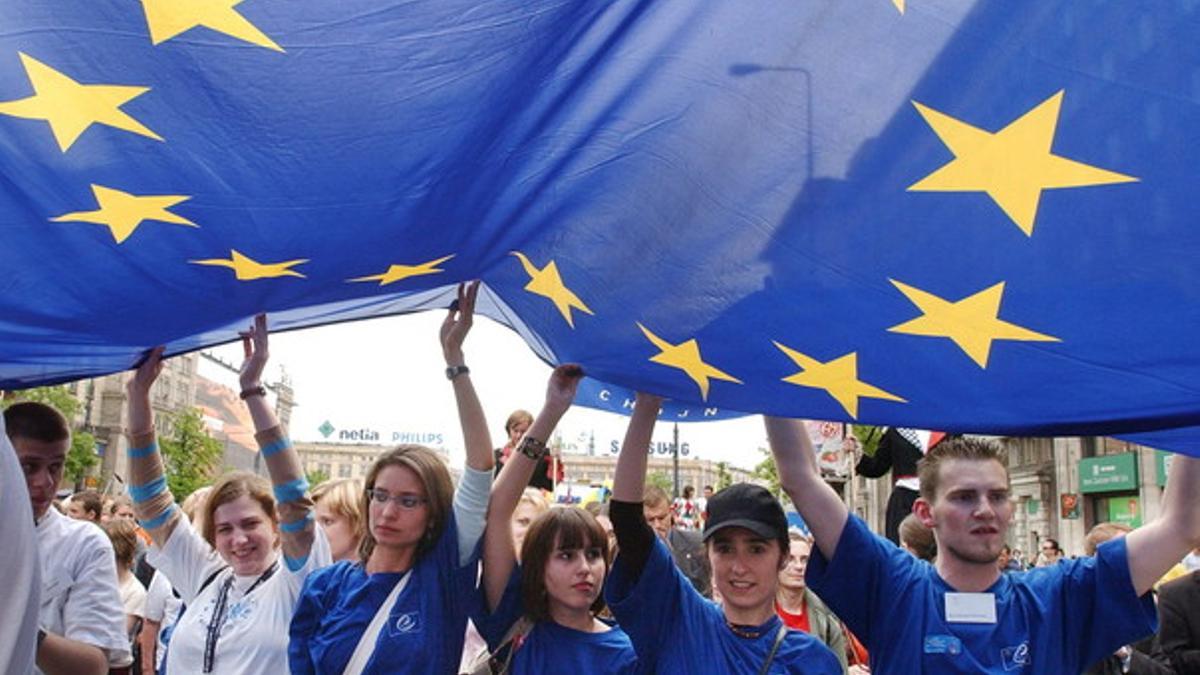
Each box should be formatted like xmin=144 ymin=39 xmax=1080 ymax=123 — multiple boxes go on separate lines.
xmin=2 ymin=3 xmax=1198 ymax=451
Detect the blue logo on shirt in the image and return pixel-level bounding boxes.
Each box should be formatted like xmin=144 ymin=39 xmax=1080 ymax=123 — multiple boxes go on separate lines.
xmin=924 ymin=634 xmax=962 ymax=655
xmin=1001 ymin=641 xmax=1031 ymax=670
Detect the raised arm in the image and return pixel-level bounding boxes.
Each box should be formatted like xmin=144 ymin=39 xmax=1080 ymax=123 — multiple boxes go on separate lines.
xmin=765 ymin=417 xmax=848 ymax=561
xmin=237 ymin=314 xmax=319 ymax=572
xmin=441 ymin=281 xmax=497 ymax=567
xmin=608 ymin=392 xmax=662 ymax=579
xmin=1124 ymin=454 xmax=1200 ymax=595
xmin=481 ymin=364 xmax=582 ymax=610
xmin=125 ymin=347 xmax=182 ymax=547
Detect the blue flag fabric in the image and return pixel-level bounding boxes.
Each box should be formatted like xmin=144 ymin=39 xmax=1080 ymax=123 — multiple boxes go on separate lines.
xmin=2 ymin=2 xmax=1198 ymax=451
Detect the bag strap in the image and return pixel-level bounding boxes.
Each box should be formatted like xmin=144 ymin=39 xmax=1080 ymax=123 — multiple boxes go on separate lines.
xmin=341 ymin=569 xmax=412 ymax=675
xmin=756 ymin=622 xmax=789 ymax=675
xmin=492 ymin=617 xmax=533 ymax=674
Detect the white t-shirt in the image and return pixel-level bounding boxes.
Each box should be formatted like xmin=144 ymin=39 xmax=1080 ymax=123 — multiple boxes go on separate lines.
xmin=0 ymin=414 xmax=39 ymax=675
xmin=35 ymin=506 xmax=132 ymax=671
xmin=119 ymin=573 xmax=147 ymax=618
xmin=144 ymin=570 xmax=184 ymax=672
xmin=149 ymin=515 xmax=330 ymax=675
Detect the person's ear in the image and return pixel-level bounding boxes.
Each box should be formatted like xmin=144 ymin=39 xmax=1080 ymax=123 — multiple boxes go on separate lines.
xmin=914 ymin=498 xmax=935 ymax=528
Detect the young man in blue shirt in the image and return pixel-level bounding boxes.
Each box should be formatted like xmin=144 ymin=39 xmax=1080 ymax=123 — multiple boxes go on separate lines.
xmin=765 ymin=417 xmax=1200 ymax=674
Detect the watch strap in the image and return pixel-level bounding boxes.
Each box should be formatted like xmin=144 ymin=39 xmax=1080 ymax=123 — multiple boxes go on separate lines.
xmin=516 ymin=435 xmax=547 ymax=460
xmin=445 ymin=364 xmax=470 ymax=380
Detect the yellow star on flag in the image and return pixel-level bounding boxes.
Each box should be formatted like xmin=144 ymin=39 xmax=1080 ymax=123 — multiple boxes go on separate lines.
xmin=908 ymin=90 xmax=1137 ymax=236
xmin=191 ymin=250 xmax=307 ymax=280
xmin=512 ymin=251 xmax=594 ymax=328
xmin=0 ymin=53 xmax=162 ymax=152
xmin=50 ymin=185 xmax=196 ymax=244
xmin=347 ymin=254 xmax=454 ymax=286
xmin=892 ymin=0 xmax=905 ymax=14
xmin=140 ymin=0 xmax=283 ymax=52
xmin=772 ymin=342 xmax=905 ymax=419
xmin=887 ymin=279 xmax=1060 ymax=368
xmin=638 ymin=323 xmax=742 ymax=401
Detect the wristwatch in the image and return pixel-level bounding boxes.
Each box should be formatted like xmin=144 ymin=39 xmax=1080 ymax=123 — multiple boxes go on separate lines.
xmin=445 ymin=364 xmax=470 ymax=380
xmin=239 ymin=385 xmax=267 ymax=400
xmin=516 ymin=435 xmax=547 ymax=460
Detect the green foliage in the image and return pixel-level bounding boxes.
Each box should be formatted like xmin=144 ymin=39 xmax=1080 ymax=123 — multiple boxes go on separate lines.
xmin=753 ymin=447 xmax=782 ymax=498
xmin=306 ymin=468 xmax=330 ymax=488
xmin=715 ymin=461 xmax=733 ymax=491
xmin=65 ymin=430 xmax=98 ymax=487
xmin=851 ymin=424 xmax=884 ymax=457
xmin=646 ymin=471 xmax=674 ymax=496
xmin=4 ymin=386 xmax=94 ymax=488
xmin=3 ymin=385 xmax=81 ymax=418
xmin=159 ymin=407 xmax=223 ymax=503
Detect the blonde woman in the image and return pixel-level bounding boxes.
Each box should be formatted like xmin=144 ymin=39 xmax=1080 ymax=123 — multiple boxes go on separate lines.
xmin=312 ymin=479 xmax=365 ymax=562
xmin=125 ymin=315 xmax=331 ymax=674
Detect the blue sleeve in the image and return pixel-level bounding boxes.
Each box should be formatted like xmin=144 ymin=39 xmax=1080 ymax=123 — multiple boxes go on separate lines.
xmin=805 ymin=513 xmax=921 ymax=648
xmin=605 ymin=536 xmax=697 ymax=669
xmin=471 ymin=565 xmax=524 ymax=649
xmin=1050 ymin=536 xmax=1158 ymax=668
xmin=288 ymin=563 xmax=334 ymax=675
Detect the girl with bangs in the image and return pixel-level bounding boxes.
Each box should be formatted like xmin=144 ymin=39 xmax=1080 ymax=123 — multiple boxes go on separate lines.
xmin=470 ymin=365 xmax=641 ymax=674
xmin=289 ymin=282 xmax=497 ymax=674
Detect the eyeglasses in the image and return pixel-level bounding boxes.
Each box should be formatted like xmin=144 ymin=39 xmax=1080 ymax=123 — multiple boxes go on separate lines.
xmin=366 ymin=488 xmax=428 ymax=510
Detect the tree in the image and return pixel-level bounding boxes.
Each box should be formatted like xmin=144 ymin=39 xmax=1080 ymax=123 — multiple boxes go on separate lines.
xmin=3 ymin=385 xmax=97 ymax=489
xmin=715 ymin=461 xmax=733 ymax=491
xmin=753 ymin=446 xmax=782 ymax=499
xmin=851 ymin=424 xmax=884 ymax=457
xmin=306 ymin=468 xmax=330 ymax=488
xmin=159 ymin=407 xmax=223 ymax=503
xmin=646 ymin=471 xmax=674 ymax=496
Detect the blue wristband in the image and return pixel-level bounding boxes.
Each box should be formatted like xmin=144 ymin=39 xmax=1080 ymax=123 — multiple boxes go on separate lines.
xmin=128 ymin=442 xmax=158 ymax=459
xmin=130 ymin=476 xmax=167 ymax=504
xmin=138 ymin=505 xmax=176 ymax=530
xmin=273 ymin=478 xmax=310 ymax=504
xmin=260 ymin=437 xmax=292 ymax=458
xmin=283 ymin=553 xmax=309 ymax=572
xmin=280 ymin=512 xmax=314 ymax=534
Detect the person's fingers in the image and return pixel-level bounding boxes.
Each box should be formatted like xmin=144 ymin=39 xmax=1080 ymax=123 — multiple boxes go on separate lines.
xmin=241 ymin=333 xmax=252 ymax=359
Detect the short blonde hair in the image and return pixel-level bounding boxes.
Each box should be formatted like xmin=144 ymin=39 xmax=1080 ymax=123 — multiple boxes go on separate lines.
xmin=312 ymin=478 xmax=364 ymax=540
xmin=517 ymin=488 xmax=550 ymax=516
xmin=105 ymin=518 xmax=139 ymax=569
xmin=180 ymin=485 xmax=212 ymax=531
xmin=1084 ymin=522 xmax=1131 ymax=556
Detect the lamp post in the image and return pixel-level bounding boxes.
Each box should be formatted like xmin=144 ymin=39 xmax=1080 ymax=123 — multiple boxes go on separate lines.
xmin=672 ymin=422 xmax=680 ymax=498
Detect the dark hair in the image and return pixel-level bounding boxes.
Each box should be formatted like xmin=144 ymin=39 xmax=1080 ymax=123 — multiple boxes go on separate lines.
xmin=71 ymin=490 xmax=104 ymax=521
xmin=519 ymin=507 xmax=610 ymax=623
xmin=917 ymin=436 xmax=1008 ymax=501
xmin=1041 ymin=537 xmax=1061 ymax=554
xmin=3 ymin=401 xmax=70 ymax=444
xmin=358 ymin=445 xmax=453 ymax=563
xmin=682 ymin=485 xmax=694 ymax=499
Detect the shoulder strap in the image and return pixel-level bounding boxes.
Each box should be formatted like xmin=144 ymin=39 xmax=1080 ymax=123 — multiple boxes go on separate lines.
xmin=197 ymin=565 xmax=228 ymax=596
xmin=756 ymin=622 xmax=789 ymax=675
xmin=341 ymin=569 xmax=412 ymax=675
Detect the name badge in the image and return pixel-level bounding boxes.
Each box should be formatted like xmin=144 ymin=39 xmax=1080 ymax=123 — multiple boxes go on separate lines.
xmin=944 ymin=592 xmax=997 ymax=624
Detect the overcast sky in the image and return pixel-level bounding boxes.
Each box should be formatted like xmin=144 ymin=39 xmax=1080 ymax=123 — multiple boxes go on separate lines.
xmin=204 ymin=310 xmax=769 ymax=472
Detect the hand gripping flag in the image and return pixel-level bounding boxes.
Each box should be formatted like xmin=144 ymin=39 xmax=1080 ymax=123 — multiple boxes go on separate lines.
xmin=1 ymin=2 xmax=1198 ymax=451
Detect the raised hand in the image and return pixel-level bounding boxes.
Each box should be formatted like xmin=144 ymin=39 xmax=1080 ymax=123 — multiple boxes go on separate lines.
xmin=440 ymin=280 xmax=479 ymax=366
xmin=238 ymin=313 xmax=270 ymax=391
xmin=126 ymin=345 xmax=165 ymax=396
xmin=544 ymin=364 xmax=584 ymax=417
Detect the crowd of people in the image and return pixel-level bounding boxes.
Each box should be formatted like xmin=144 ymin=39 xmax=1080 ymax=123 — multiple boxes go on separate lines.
xmin=4 ymin=281 xmax=1200 ymax=674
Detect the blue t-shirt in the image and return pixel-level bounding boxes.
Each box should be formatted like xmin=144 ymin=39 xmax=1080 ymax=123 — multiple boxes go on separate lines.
xmin=288 ymin=514 xmax=478 ymax=674
xmin=807 ymin=515 xmax=1158 ymax=674
xmin=605 ymin=537 xmax=841 ymax=674
xmin=472 ymin=566 xmax=640 ymax=675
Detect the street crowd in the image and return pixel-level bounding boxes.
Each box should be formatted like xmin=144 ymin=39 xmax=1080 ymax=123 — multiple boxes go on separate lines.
xmin=4 ymin=282 xmax=1200 ymax=674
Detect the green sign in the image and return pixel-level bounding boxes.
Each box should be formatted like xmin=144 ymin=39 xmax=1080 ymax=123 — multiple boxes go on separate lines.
xmin=1156 ymin=451 xmax=1172 ymax=487
xmin=1025 ymin=499 xmax=1040 ymax=515
xmin=1079 ymin=452 xmax=1139 ymax=493
xmin=1106 ymin=496 xmax=1143 ymax=528
xmin=318 ymin=420 xmax=335 ymax=438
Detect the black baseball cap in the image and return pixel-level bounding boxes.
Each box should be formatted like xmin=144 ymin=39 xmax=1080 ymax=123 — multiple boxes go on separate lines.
xmin=702 ymin=483 xmax=788 ymax=543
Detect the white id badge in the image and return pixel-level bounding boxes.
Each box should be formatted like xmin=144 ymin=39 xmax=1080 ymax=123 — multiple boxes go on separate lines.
xmin=944 ymin=592 xmax=997 ymax=624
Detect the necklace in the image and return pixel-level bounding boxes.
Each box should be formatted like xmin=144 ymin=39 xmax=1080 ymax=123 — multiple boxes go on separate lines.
xmin=727 ymin=620 xmax=766 ymax=639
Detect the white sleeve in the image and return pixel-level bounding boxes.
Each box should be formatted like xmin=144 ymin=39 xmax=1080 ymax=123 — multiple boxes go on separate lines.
xmin=0 ymin=415 xmax=39 ymax=675
xmin=453 ymin=466 xmax=493 ymax=567
xmin=62 ymin=529 xmax=133 ymax=665
xmin=143 ymin=571 xmax=170 ymax=622
xmin=146 ymin=517 xmax=224 ymax=605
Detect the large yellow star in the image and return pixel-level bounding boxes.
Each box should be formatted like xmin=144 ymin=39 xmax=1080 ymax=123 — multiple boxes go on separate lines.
xmin=191 ymin=250 xmax=307 ymax=280
xmin=638 ymin=323 xmax=742 ymax=401
xmin=511 ymin=251 xmax=594 ymax=328
xmin=347 ymin=254 xmax=454 ymax=286
xmin=140 ymin=0 xmax=283 ymax=51
xmin=892 ymin=0 xmax=905 ymax=13
xmin=0 ymin=53 xmax=161 ymax=152
xmin=908 ymin=91 xmax=1137 ymax=236
xmin=887 ymin=279 xmax=1060 ymax=368
xmin=51 ymin=185 xmax=196 ymax=244
xmin=772 ymin=343 xmax=905 ymax=419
